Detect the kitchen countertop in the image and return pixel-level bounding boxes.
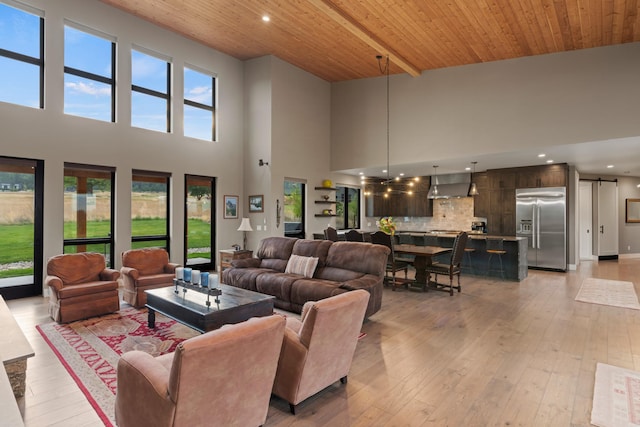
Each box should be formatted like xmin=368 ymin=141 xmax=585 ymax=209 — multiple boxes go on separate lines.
xmin=395 ymin=231 xmax=525 ymax=241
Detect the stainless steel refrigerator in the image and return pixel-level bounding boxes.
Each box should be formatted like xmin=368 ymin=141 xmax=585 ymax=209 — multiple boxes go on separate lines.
xmin=516 ymin=187 xmax=566 ymax=271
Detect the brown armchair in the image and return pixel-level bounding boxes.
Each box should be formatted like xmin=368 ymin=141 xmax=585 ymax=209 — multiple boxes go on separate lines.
xmin=120 ymin=248 xmax=179 ymax=308
xmin=45 ymin=252 xmax=120 ymax=323
xmin=115 ymin=315 xmax=286 ymax=427
xmin=272 ymin=289 xmax=370 ymax=414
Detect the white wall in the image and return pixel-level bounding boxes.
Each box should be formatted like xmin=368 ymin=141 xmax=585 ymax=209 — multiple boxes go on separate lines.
xmin=243 ymin=56 xmax=360 ymax=244
xmin=0 ymin=0 xmax=245 ymax=288
xmin=331 ymin=43 xmax=640 ymax=172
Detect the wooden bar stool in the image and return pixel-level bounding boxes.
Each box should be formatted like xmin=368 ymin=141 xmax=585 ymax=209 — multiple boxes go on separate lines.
xmin=486 ymin=238 xmax=506 ymax=279
xmin=463 ymin=247 xmax=475 ymax=274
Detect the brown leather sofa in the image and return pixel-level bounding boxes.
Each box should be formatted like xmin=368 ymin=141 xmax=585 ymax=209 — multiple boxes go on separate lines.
xmin=115 ymin=315 xmax=286 ymax=427
xmin=222 ymin=237 xmax=389 ymax=318
xmin=45 ymin=252 xmax=120 ymax=323
xmin=120 ymin=248 xmax=180 ymax=308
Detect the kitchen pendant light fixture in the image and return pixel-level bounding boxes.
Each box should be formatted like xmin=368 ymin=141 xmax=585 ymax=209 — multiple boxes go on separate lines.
xmin=432 ymin=165 xmax=439 ymax=197
xmin=468 ymin=161 xmax=479 ymax=196
xmin=377 ymin=54 xmax=391 ymax=186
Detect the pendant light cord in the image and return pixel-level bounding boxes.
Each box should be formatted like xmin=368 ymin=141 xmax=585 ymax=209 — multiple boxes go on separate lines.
xmin=377 ymin=55 xmax=390 ymax=183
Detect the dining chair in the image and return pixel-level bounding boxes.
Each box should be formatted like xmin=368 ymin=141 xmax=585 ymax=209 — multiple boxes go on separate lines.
xmin=345 ymin=229 xmax=365 ymax=242
xmin=424 ymin=231 xmax=468 ymax=295
xmin=324 ymin=226 xmax=339 ymax=242
xmin=370 ymin=231 xmax=411 ymax=290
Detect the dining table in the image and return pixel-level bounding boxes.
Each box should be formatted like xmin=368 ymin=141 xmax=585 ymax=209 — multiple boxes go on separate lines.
xmin=393 ymin=244 xmax=452 ymax=291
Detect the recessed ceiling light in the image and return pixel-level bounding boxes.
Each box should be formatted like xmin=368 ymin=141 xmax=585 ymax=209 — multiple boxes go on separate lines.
xmin=546 ymin=159 xmax=554 ymax=163
xmin=262 ymin=15 xmax=270 ymax=22
xmin=358 ymin=172 xmax=363 ymax=175
xmin=465 ymin=167 xmax=471 ymax=171
xmin=399 ymin=173 xmax=405 ymax=176
xmin=382 ymin=169 xmax=387 ymax=173
xmin=538 ymin=153 xmax=546 ymax=158
xmin=607 ymin=165 xmax=614 ymax=168
xmin=395 ymin=177 xmax=400 ymax=181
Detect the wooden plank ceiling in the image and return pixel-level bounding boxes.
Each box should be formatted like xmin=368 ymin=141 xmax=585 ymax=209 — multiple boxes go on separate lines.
xmin=100 ymin=0 xmax=640 ymax=82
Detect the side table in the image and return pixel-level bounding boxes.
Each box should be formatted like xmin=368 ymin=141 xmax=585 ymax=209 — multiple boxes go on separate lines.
xmin=219 ymin=249 xmax=253 ymax=275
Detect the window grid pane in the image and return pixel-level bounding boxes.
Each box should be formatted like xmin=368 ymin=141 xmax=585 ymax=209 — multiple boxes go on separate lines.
xmin=64 ymin=26 xmax=112 ymax=78
xmin=132 ymin=49 xmax=170 ymax=132
xmin=131 ymin=91 xmax=168 ymax=132
xmin=0 ymin=57 xmax=39 ymax=107
xmin=0 ymin=3 xmax=40 ymax=57
xmin=64 ymin=73 xmax=112 ymax=122
xmin=0 ymin=3 xmax=42 ymax=109
xmin=64 ymin=25 xmax=114 ymax=121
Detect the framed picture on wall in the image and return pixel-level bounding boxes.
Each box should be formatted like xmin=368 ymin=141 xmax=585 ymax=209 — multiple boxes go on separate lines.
xmin=224 ymin=195 xmax=238 ymax=219
xmin=249 ymin=195 xmax=264 ymax=213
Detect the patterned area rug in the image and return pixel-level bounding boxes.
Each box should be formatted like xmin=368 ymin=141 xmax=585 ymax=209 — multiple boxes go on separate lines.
xmin=37 ymin=307 xmax=199 ymax=427
xmin=575 ymin=278 xmax=640 ymax=310
xmin=592 ymin=362 xmax=640 ymax=426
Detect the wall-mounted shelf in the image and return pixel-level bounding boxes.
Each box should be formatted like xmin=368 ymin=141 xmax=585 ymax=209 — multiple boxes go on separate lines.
xmin=315 ymin=186 xmax=337 ymax=217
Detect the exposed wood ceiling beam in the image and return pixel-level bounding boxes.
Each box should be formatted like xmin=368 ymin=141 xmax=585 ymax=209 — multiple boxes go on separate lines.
xmin=305 ymin=0 xmax=422 ymax=77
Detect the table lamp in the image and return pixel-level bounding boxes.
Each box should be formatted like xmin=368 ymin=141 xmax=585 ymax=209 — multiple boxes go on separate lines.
xmin=237 ymin=217 xmax=253 ymax=250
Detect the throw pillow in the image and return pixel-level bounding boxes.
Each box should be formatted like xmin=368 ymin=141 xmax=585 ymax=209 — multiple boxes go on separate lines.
xmin=285 ymin=254 xmax=319 ymax=278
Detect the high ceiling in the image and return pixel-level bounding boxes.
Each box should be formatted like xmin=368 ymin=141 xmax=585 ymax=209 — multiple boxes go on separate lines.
xmin=100 ymin=0 xmax=640 ymax=82
xmin=100 ymin=0 xmax=640 ymax=178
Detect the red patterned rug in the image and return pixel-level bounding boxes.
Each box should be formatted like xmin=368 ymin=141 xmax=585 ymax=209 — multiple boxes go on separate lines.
xmin=36 ymin=307 xmax=199 ymax=427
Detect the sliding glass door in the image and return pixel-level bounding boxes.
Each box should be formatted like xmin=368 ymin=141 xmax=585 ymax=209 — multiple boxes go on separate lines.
xmin=0 ymin=156 xmax=43 ymax=299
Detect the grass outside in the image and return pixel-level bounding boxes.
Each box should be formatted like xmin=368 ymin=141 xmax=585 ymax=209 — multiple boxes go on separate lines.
xmin=0 ymin=218 xmax=213 ymax=278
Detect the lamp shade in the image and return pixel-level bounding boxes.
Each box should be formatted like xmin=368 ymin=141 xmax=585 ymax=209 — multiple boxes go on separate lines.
xmin=237 ymin=217 xmax=253 ymax=232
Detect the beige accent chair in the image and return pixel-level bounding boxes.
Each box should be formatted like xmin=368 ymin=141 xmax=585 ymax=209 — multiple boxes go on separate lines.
xmin=45 ymin=252 xmax=120 ymax=323
xmin=120 ymin=248 xmax=180 ymax=308
xmin=272 ymin=289 xmax=370 ymax=414
xmin=115 ymin=315 xmax=286 ymax=427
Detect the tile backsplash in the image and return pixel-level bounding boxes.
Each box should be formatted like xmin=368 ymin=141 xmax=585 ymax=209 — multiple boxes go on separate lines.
xmin=363 ymin=197 xmax=485 ymax=232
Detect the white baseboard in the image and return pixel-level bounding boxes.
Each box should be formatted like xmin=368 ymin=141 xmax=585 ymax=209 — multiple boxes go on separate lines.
xmin=568 ymin=264 xmax=577 ymax=270
xmin=620 ymin=253 xmax=640 ymax=259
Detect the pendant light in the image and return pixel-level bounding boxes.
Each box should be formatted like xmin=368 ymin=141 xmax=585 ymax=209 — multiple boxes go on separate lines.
xmin=469 ymin=161 xmax=479 ymax=196
xmin=376 ymin=54 xmax=391 ymax=185
xmin=432 ymin=165 xmax=439 ymax=197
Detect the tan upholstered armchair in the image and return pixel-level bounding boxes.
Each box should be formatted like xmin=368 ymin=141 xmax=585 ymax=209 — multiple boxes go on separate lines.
xmin=120 ymin=248 xmax=179 ymax=308
xmin=115 ymin=315 xmax=286 ymax=427
xmin=272 ymin=289 xmax=370 ymax=414
xmin=45 ymin=252 xmax=120 ymax=323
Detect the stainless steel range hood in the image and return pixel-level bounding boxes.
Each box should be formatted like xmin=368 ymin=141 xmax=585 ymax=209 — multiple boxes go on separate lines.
xmin=428 ymin=173 xmax=471 ymax=199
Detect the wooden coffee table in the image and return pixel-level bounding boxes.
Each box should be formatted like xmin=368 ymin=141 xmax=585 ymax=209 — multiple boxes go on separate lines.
xmin=145 ymin=284 xmax=275 ymax=333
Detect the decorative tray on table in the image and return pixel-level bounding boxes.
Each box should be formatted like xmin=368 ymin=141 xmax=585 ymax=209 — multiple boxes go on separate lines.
xmin=173 ymin=278 xmax=222 ymax=307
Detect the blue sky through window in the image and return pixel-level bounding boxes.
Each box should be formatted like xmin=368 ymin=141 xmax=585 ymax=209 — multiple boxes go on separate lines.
xmin=0 ymin=3 xmax=41 ymax=107
xmin=184 ymin=66 xmax=214 ymax=141
xmin=1 ymin=3 xmax=215 ymax=140
xmin=63 ymin=25 xmax=113 ymax=122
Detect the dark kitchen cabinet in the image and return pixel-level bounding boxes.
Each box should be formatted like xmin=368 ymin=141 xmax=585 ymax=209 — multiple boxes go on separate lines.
xmin=472 ymin=172 xmax=489 ymax=217
xmin=515 ymin=164 xmax=568 ymax=188
xmin=488 ymin=188 xmax=515 ymax=235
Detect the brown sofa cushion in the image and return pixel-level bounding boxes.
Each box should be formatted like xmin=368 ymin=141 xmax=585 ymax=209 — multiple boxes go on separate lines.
xmin=47 ymin=252 xmax=107 ymax=285
xmin=291 ymin=239 xmax=332 ymax=268
xmin=325 ymin=242 xmax=389 ymax=276
xmin=256 ymin=237 xmax=297 ymax=272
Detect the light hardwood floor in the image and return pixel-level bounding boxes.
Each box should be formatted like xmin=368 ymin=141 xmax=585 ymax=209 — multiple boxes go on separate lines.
xmin=7 ymin=258 xmax=640 ymax=426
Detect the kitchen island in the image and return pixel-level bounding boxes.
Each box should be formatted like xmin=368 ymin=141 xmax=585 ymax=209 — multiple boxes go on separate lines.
xmin=396 ymin=231 xmax=528 ymax=281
